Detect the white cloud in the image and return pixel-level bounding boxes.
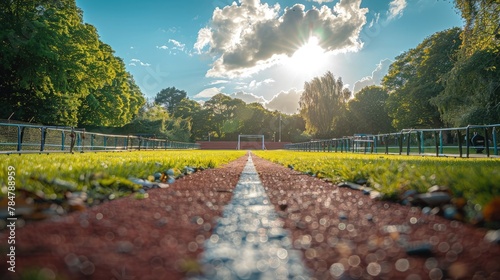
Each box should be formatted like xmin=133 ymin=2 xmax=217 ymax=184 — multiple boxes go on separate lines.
xmin=230 ymin=91 xmax=268 ymax=104
xmin=169 ymin=39 xmax=185 ymax=50
xmin=193 ymin=87 xmax=225 ymax=99
xmin=387 ymin=0 xmax=407 ymax=20
xmin=159 ymin=27 xmax=179 ymax=34
xmin=308 ymin=0 xmax=334 ymax=4
xmin=195 ymin=0 xmax=368 ymax=78
xmin=129 ymin=58 xmax=151 ymax=67
xmin=157 ymin=39 xmax=187 ymax=54
xmin=353 ymin=58 xmax=392 ymax=93
xmin=208 ymin=80 xmax=230 ymax=85
xmin=236 ymin=78 xmax=275 ymax=90
xmin=368 ymin=13 xmax=380 ymax=28
xmin=265 ymin=89 xmax=302 ymax=115
xmin=194 ymin=28 xmax=212 ymax=54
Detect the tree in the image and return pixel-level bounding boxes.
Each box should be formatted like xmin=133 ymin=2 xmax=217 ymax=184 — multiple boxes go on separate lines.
xmin=347 ymin=86 xmax=393 ymax=134
xmin=454 ymin=0 xmax=500 ymax=56
xmin=299 ymin=71 xmax=351 ymax=138
xmin=382 ymin=28 xmax=462 ymax=129
xmin=237 ymin=102 xmax=274 ymax=140
xmin=174 ymin=98 xmax=201 ymax=119
xmin=154 ymin=87 xmax=187 ymax=115
xmin=78 ymin=52 xmax=144 ymax=126
xmin=0 ymin=0 xmax=144 ymax=126
xmin=203 ymin=93 xmax=245 ymax=139
xmin=432 ymin=47 xmax=500 ymax=126
xmin=280 ymin=114 xmax=307 ymax=142
xmin=113 ymin=100 xmax=192 ymax=142
xmin=431 ymin=1 xmax=500 ymax=126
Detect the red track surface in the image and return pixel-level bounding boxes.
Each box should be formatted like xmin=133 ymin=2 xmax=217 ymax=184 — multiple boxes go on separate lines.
xmin=1 ymin=154 xmax=499 ymax=279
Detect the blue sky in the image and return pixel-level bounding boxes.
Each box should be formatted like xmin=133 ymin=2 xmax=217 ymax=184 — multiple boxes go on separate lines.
xmin=75 ymin=0 xmax=463 ymax=114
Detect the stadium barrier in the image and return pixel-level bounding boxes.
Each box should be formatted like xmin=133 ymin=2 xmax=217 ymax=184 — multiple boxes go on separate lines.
xmin=284 ymin=124 xmax=499 ymax=158
xmin=0 ymin=122 xmax=199 ymax=154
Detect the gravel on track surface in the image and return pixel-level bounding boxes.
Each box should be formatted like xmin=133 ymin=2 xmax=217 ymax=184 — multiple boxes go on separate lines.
xmin=251 ymin=155 xmax=500 ymax=279
xmin=1 ymin=153 xmax=499 ymax=280
xmin=1 ymin=155 xmax=248 ymax=280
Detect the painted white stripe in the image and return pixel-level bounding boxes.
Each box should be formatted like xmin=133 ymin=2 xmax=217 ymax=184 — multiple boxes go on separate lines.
xmin=194 ymin=155 xmax=310 ymax=279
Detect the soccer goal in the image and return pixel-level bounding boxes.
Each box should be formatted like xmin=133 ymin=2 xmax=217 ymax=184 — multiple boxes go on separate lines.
xmin=237 ymin=134 xmax=265 ymax=150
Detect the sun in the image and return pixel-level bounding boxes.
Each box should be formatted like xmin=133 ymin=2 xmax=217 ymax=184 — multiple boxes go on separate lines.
xmin=285 ymin=36 xmax=327 ymax=76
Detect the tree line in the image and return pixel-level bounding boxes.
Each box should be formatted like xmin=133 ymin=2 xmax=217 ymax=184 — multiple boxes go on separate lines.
xmin=111 ymin=87 xmax=308 ymax=143
xmin=1 ymin=0 xmax=498 ymax=142
xmin=301 ymin=0 xmax=499 ymax=138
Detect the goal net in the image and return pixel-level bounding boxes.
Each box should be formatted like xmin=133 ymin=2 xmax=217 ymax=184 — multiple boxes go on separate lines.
xmin=237 ymin=134 xmax=265 ymax=150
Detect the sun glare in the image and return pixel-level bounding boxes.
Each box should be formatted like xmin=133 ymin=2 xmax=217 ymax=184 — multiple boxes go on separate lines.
xmin=286 ymin=36 xmax=327 ymax=76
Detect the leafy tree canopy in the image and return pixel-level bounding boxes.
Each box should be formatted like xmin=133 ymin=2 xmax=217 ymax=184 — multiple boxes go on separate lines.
xmin=382 ymin=28 xmax=462 ymax=129
xmin=431 ymin=0 xmax=500 ymax=126
xmin=347 ymin=86 xmax=393 ymax=134
xmin=0 ymin=0 xmax=144 ymax=126
xmin=299 ymin=71 xmax=351 ymax=138
xmin=154 ymin=87 xmax=187 ymax=115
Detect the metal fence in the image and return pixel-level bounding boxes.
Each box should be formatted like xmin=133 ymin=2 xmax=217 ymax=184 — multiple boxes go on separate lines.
xmin=284 ymin=124 xmax=500 ymax=158
xmin=0 ymin=122 xmax=199 ymax=153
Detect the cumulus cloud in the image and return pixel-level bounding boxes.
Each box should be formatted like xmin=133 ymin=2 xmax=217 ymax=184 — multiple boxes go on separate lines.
xmin=157 ymin=39 xmax=187 ymax=54
xmin=387 ymin=0 xmax=407 ymax=20
xmin=265 ymin=89 xmax=302 ymax=115
xmin=235 ymin=79 xmax=275 ymax=90
xmin=353 ymin=58 xmax=392 ymax=93
xmin=230 ymin=91 xmax=267 ymax=104
xmin=193 ymin=87 xmax=225 ymax=99
xmin=169 ymin=39 xmax=185 ymax=50
xmin=208 ymin=80 xmax=230 ymax=85
xmin=129 ymin=58 xmax=151 ymax=67
xmin=195 ymin=0 xmax=368 ymax=78
xmin=251 ymin=79 xmax=274 ymax=89
xmin=308 ymin=0 xmax=334 ymax=4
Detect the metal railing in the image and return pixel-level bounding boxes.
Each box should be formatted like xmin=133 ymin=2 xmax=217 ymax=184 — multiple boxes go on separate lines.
xmin=284 ymin=124 xmax=500 ymax=158
xmin=0 ymin=122 xmax=199 ymax=154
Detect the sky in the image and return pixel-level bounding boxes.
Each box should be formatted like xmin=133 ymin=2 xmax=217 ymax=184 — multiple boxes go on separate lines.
xmin=75 ymin=0 xmax=463 ymax=114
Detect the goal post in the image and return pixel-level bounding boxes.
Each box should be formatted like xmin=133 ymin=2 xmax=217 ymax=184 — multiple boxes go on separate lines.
xmin=237 ymin=134 xmax=265 ymax=150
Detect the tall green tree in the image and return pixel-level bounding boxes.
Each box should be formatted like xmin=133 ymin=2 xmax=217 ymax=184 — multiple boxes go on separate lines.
xmin=174 ymin=98 xmax=201 ymax=119
xmin=0 ymin=0 xmax=144 ymax=126
xmin=203 ymin=93 xmax=245 ymax=139
xmin=154 ymin=87 xmax=187 ymax=115
xmin=78 ymin=49 xmax=144 ymax=126
xmin=347 ymin=86 xmax=393 ymax=134
xmin=431 ymin=1 xmax=500 ymax=126
xmin=432 ymin=50 xmax=500 ymax=126
xmin=236 ymin=102 xmax=274 ymax=139
xmin=382 ymin=28 xmax=462 ymax=129
xmin=299 ymin=71 xmax=351 ymax=138
xmin=454 ymin=0 xmax=500 ymax=56
xmin=279 ymin=113 xmax=307 ymax=142
xmin=191 ymin=108 xmax=213 ymax=141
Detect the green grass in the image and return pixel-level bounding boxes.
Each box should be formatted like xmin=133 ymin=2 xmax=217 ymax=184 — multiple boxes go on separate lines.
xmin=2 ymin=149 xmax=499 ymax=214
xmin=0 ymin=150 xmax=246 ymax=202
xmin=253 ymin=150 xmax=500 ymax=207
xmin=322 ymin=145 xmax=497 ymax=155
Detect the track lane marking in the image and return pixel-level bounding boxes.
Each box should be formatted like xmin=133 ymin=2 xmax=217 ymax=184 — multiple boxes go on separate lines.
xmin=194 ymin=154 xmax=310 ymax=279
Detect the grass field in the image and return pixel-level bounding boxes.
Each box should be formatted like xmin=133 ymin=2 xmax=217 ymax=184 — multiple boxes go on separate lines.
xmin=302 ymin=145 xmax=498 ymax=156
xmin=0 ymin=150 xmax=246 ymax=202
xmin=2 ymin=149 xmax=499 ymax=212
xmin=253 ymin=150 xmax=500 ymax=208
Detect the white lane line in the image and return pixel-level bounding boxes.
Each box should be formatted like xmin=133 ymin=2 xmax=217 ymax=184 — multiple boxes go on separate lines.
xmin=194 ymin=154 xmax=310 ymax=279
